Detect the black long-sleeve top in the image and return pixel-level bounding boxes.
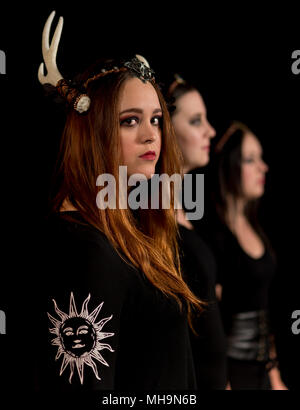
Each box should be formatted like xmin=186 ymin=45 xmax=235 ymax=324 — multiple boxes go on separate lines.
xmin=32 ymin=211 xmax=196 ymax=393
xmin=178 ymin=224 xmax=227 ymax=389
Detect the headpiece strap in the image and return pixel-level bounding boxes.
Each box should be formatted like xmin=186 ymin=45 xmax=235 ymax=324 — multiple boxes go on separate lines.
xmin=168 ymin=74 xmax=186 ymax=95
xmin=56 ymin=79 xmax=90 ymax=113
xmin=84 ymin=67 xmax=127 ymax=88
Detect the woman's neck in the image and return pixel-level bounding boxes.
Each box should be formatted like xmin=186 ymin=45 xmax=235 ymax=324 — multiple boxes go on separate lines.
xmin=176 ymin=208 xmax=194 ymax=230
xmin=225 ymin=196 xmax=247 ymax=233
xmin=182 ymin=164 xmax=191 ymax=175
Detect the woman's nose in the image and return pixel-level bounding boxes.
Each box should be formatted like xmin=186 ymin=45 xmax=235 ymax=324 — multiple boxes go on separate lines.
xmin=140 ymin=121 xmax=159 ymax=143
xmin=206 ymin=120 xmax=216 ymax=139
xmin=260 ymin=159 xmax=269 ymax=173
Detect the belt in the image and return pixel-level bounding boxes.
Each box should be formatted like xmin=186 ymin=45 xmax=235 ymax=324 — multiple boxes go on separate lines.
xmin=227 ymin=310 xmax=270 ymax=362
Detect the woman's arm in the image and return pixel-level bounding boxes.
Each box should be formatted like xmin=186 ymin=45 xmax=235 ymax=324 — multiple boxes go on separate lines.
xmin=33 ymin=232 xmax=128 ymax=392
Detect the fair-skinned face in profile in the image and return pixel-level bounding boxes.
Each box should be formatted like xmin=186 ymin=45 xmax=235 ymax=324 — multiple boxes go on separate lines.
xmin=171 ymin=90 xmax=216 ymax=171
xmin=241 ymin=133 xmax=269 ymax=200
xmin=119 ymin=77 xmax=162 ymax=179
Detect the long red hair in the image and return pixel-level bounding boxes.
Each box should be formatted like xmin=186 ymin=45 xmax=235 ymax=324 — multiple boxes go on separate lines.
xmin=50 ymin=60 xmax=204 ymax=327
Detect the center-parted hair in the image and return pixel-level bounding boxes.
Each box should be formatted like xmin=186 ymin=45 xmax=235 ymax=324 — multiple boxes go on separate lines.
xmin=212 ymin=121 xmax=274 ymax=255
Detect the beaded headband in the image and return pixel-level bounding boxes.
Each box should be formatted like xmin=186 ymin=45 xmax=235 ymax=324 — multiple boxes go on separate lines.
xmin=168 ymin=73 xmax=186 ymax=96
xmin=215 ymin=121 xmax=253 ymax=153
xmin=38 ymin=11 xmax=155 ymax=114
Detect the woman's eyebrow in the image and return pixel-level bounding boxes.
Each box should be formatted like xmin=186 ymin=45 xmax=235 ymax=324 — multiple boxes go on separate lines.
xmin=244 ymin=150 xmax=263 ymax=156
xmin=119 ymin=108 xmax=162 ymax=115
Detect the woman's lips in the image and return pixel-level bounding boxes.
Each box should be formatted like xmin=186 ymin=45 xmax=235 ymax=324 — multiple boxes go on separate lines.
xmin=258 ymin=177 xmax=266 ymax=185
xmin=139 ymin=151 xmax=156 ymax=160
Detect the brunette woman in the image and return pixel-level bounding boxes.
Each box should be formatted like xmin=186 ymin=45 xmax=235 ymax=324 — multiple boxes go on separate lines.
xmin=164 ymin=75 xmax=228 ymax=390
xmin=206 ymin=121 xmax=285 ymax=389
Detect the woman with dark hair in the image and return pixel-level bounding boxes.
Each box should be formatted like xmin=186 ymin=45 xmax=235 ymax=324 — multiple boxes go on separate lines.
xmin=205 ymin=120 xmax=286 ymax=389
xmin=33 ymin=12 xmax=204 ymax=394
xmin=163 ymin=75 xmax=227 ymax=390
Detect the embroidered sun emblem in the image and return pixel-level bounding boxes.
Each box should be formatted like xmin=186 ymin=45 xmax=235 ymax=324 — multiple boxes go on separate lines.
xmin=47 ymin=292 xmax=114 ymax=384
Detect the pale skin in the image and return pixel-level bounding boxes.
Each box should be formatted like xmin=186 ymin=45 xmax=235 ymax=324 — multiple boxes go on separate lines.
xmin=61 ymin=77 xmax=162 ymax=211
xmin=118 ymin=77 xmax=162 ymax=179
xmin=213 ymin=133 xmax=270 ymax=290
xmin=225 ymin=132 xmax=269 ymax=258
xmin=171 ymin=90 xmax=216 ymax=229
xmin=172 ymin=98 xmax=286 ymax=389
xmin=223 ymin=133 xmax=287 ymax=390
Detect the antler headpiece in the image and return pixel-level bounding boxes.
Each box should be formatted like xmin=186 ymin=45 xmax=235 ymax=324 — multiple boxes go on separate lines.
xmin=38 ymin=11 xmax=155 ymax=114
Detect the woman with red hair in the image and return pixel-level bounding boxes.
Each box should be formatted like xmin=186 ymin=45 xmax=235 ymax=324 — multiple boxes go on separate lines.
xmin=33 ymin=12 xmax=203 ymax=394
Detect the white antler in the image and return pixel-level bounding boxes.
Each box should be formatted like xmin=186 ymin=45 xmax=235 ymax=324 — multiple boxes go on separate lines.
xmin=135 ymin=54 xmax=150 ymax=68
xmin=38 ymin=11 xmax=64 ymax=86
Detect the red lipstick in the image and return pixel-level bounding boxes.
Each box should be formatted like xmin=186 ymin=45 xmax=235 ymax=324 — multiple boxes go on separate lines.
xmin=139 ymin=151 xmax=156 ymax=160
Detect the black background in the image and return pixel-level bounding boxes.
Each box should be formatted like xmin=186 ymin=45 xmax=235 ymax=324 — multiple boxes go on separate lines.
xmin=0 ymin=1 xmax=299 ymax=405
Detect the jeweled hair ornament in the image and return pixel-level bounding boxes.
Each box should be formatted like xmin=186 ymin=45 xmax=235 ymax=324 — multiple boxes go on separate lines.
xmin=124 ymin=55 xmax=155 ymax=83
xmin=38 ymin=11 xmax=155 ymax=114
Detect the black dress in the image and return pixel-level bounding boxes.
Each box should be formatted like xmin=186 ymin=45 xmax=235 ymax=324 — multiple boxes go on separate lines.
xmin=269 ymin=259 xmax=300 ymax=390
xmin=178 ymin=224 xmax=227 ymax=390
xmin=202 ymin=218 xmax=276 ymax=389
xmin=31 ymin=211 xmax=196 ymax=395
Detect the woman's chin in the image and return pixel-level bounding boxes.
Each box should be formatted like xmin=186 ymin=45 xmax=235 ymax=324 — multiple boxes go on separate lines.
xmin=190 ymin=157 xmax=209 ymax=170
xmin=130 ymin=166 xmax=156 ymax=180
xmin=246 ymin=189 xmax=265 ymax=201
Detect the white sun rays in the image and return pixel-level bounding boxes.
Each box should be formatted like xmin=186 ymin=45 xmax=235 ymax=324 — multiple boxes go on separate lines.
xmin=47 ymin=292 xmax=115 ymax=384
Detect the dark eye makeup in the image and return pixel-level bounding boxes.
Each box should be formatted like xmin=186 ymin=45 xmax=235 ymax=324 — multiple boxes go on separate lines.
xmin=189 ymin=114 xmax=202 ymax=126
xmin=120 ymin=115 xmax=162 ymax=127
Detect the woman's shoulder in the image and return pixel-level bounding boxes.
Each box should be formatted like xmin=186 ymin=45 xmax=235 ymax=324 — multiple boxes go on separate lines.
xmin=45 ymin=211 xmax=105 ymax=240
xmin=42 ymin=211 xmax=138 ymax=283
xmin=45 ymin=211 xmax=113 ymax=249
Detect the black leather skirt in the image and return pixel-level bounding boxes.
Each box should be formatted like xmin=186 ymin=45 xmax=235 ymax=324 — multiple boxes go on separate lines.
xmin=227 ymin=310 xmax=270 ymax=362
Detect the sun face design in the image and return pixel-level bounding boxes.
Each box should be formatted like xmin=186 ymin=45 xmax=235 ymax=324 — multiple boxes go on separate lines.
xmin=47 ymin=292 xmax=114 ymax=384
